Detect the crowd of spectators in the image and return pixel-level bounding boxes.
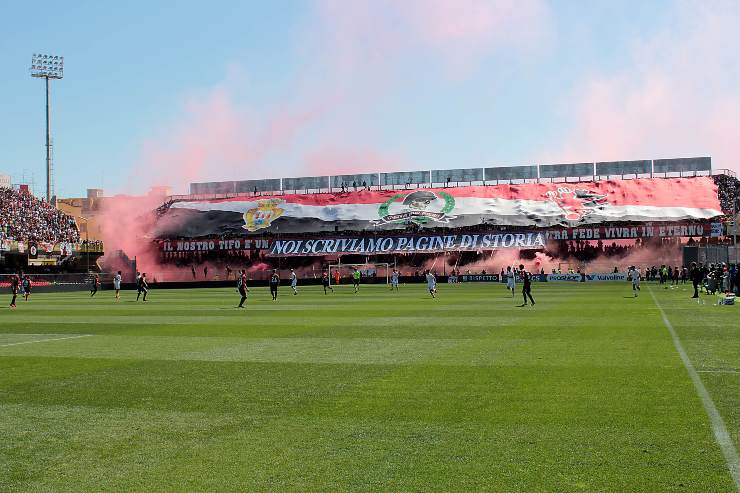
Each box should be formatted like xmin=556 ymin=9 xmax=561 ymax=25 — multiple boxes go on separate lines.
xmin=714 ymin=174 xmax=740 ymax=214
xmin=0 ymin=188 xmax=80 ymax=243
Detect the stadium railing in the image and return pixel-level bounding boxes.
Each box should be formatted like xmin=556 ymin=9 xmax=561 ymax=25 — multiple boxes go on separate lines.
xmin=168 ymin=168 xmax=734 ymax=204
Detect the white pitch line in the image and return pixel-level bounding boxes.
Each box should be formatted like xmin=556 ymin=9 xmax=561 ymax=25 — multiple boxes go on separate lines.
xmin=649 ymin=287 xmax=740 ymax=491
xmin=0 ymin=334 xmax=93 ymax=348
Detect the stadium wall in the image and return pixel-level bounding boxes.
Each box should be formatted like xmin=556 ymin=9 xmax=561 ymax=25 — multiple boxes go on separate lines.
xmin=185 ymin=156 xmax=715 ymax=196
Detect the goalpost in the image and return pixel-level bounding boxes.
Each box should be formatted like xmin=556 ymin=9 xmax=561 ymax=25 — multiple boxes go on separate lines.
xmin=327 ymin=262 xmax=391 ymax=285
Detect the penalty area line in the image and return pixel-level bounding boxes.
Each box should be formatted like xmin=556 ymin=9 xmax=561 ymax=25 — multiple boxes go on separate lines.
xmin=0 ymin=334 xmax=93 ymax=348
xmin=649 ymin=287 xmax=740 ymax=491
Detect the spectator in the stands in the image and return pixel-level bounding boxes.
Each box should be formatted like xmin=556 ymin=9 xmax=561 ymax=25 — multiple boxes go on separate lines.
xmin=0 ymin=187 xmax=80 ymax=244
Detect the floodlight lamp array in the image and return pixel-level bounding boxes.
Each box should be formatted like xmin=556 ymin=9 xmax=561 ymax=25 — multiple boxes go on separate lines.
xmin=30 ymin=53 xmax=64 ymax=79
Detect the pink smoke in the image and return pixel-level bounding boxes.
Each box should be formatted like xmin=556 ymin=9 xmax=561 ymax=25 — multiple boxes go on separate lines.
xmin=98 ymin=190 xmax=169 ymax=279
xmin=316 ymin=0 xmax=551 ymax=77
xmin=410 ymin=240 xmax=684 ymax=277
xmin=411 ymin=249 xmax=558 ymax=276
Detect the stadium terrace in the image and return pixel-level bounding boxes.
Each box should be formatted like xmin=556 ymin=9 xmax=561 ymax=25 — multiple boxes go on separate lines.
xmin=143 ymin=157 xmax=740 ymax=282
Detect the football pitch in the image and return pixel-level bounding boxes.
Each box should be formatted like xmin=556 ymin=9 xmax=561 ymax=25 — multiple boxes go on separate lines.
xmin=1 ymin=282 xmax=738 ymax=492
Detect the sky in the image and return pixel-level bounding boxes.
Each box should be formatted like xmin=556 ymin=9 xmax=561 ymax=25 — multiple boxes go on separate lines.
xmin=1 ymin=0 xmax=739 ymax=198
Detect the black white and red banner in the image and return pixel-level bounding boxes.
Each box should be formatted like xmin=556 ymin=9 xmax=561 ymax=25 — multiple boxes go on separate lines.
xmin=154 ymin=177 xmax=724 ymax=237
xmin=157 ymin=220 xmax=720 ymax=258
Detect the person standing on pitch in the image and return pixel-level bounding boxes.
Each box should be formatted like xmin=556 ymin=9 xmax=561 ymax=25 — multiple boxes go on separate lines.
xmin=321 ymin=270 xmax=333 ymax=294
xmin=90 ymin=274 xmax=100 ymax=297
xmin=690 ymin=262 xmax=702 ymax=298
xmin=352 ymin=268 xmax=361 ymax=293
xmin=237 ymin=269 xmax=249 ymax=308
xmin=425 ymin=269 xmax=437 ymax=298
xmin=629 ymin=266 xmax=641 ymax=297
xmin=390 ymin=269 xmax=400 ymax=291
xmin=270 ymin=269 xmax=280 ymax=300
xmin=113 ymin=271 xmax=122 ymax=302
xmin=505 ymin=266 xmax=516 ymax=298
xmin=290 ymin=269 xmax=298 ymax=295
xmin=140 ymin=273 xmax=149 ymax=302
xmin=9 ymin=272 xmax=20 ymax=308
xmin=135 ymin=271 xmax=143 ymax=301
xmin=22 ymin=275 xmax=32 ymax=302
xmin=519 ymin=264 xmax=535 ymax=306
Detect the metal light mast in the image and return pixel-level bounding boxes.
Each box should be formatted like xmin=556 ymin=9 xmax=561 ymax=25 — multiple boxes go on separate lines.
xmin=30 ymin=53 xmax=64 ymax=202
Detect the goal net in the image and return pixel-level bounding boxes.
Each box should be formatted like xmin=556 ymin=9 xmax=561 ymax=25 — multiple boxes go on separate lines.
xmin=327 ymin=263 xmax=391 ymax=285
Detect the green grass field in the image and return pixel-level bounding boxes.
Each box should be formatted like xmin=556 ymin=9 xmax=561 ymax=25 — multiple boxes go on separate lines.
xmin=1 ymin=282 xmax=738 ymax=492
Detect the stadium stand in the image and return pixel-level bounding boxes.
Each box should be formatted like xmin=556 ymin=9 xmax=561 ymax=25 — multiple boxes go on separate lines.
xmin=148 ymin=165 xmax=740 ymax=283
xmin=0 ymin=187 xmax=80 ymax=243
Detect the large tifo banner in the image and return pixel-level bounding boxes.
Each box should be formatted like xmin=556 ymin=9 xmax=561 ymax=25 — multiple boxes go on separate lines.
xmin=155 ymin=177 xmax=723 ymax=237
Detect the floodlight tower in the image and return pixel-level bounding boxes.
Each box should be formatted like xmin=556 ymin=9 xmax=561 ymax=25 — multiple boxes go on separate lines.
xmin=30 ymin=53 xmax=64 ymax=202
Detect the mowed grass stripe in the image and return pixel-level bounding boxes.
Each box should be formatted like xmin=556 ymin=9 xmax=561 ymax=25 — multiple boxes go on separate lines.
xmin=0 ymin=335 xmax=678 ymax=367
xmin=0 ymin=402 xmax=731 ymax=492
xmin=0 ymin=357 xmax=718 ymax=425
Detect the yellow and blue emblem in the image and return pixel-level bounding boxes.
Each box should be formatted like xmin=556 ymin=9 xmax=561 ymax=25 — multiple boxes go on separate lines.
xmin=243 ymin=199 xmax=285 ymax=231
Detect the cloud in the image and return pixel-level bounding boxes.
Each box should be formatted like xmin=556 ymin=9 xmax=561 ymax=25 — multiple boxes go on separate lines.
xmin=316 ymin=0 xmax=552 ymax=77
xmin=545 ymin=1 xmax=740 ymax=174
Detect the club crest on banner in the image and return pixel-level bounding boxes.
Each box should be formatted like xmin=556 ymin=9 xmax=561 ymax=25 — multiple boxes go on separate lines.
xmin=373 ymin=191 xmax=456 ymax=225
xmin=545 ymin=187 xmax=608 ymax=222
xmin=243 ymin=199 xmax=285 ymax=231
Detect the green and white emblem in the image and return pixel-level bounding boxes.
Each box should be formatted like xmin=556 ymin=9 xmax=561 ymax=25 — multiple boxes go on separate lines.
xmin=374 ymin=190 xmax=456 ymax=225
